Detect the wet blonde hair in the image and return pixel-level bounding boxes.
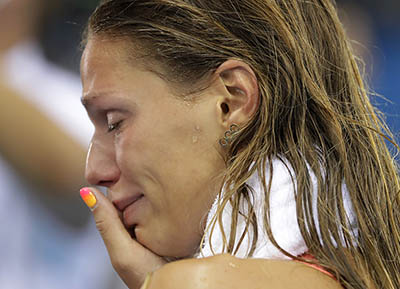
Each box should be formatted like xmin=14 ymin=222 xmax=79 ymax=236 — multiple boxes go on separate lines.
xmin=85 ymin=0 xmax=400 ymax=288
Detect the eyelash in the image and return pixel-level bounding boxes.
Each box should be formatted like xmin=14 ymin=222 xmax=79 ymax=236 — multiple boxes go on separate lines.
xmin=107 ymin=120 xmax=123 ymax=133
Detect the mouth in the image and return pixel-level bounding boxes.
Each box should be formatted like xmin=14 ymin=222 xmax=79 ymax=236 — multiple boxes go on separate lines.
xmin=127 ymin=226 xmax=137 ymax=240
xmin=122 ymin=194 xmax=144 ymax=236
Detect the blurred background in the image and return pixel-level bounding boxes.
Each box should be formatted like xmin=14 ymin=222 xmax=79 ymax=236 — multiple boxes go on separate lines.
xmin=336 ymin=0 xmax=400 ymax=154
xmin=0 ymin=0 xmax=127 ymax=288
xmin=0 ymin=0 xmax=398 ymax=288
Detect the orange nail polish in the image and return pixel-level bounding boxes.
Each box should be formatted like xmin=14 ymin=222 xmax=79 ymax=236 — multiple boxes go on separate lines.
xmin=80 ymin=188 xmax=97 ymax=209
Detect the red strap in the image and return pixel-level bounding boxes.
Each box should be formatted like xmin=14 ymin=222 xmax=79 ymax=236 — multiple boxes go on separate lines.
xmin=297 ymin=254 xmax=336 ymax=280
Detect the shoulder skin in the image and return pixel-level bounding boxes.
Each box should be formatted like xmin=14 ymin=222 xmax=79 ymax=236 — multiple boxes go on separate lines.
xmin=147 ymin=254 xmax=343 ymax=289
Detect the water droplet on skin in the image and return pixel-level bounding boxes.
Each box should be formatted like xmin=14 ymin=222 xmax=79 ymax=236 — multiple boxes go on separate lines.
xmin=229 ymin=262 xmax=237 ymax=268
xmin=192 ymin=136 xmax=198 ymax=143
xmin=195 ymin=125 xmax=201 ymax=132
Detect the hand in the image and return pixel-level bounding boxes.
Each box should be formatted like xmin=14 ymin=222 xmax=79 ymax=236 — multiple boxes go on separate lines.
xmin=80 ymin=187 xmax=167 ymax=289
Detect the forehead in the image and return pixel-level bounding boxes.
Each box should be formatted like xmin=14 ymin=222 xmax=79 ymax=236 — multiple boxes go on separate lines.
xmin=80 ymin=35 xmax=193 ymax=103
xmin=81 ymin=35 xmax=163 ymax=82
xmin=81 ymin=37 xmax=130 ymax=71
xmin=80 ymin=36 xmax=180 ymax=109
xmin=80 ymin=37 xmax=139 ymax=107
xmin=80 ymin=36 xmax=152 ymax=93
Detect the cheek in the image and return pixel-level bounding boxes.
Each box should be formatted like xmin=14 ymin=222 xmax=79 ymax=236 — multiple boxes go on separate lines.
xmin=160 ymin=155 xmax=224 ymax=231
xmin=114 ymin=135 xmax=133 ymax=172
xmin=113 ymin=120 xmax=151 ymax=165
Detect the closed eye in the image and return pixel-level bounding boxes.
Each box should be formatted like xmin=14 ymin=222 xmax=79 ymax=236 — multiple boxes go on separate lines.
xmin=107 ymin=120 xmax=123 ymax=133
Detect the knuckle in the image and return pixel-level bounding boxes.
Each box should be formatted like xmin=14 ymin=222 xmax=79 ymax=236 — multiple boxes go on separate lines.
xmin=95 ymin=218 xmax=110 ymax=235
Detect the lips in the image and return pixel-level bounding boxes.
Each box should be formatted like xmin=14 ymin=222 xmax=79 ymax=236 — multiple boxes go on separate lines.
xmin=111 ymin=192 xmax=145 ymax=229
xmin=113 ymin=193 xmax=144 ymax=211
xmin=121 ymin=194 xmax=145 ymax=229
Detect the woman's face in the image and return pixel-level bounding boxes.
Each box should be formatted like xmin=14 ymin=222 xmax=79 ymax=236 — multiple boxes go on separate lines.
xmin=81 ymin=37 xmax=226 ymax=257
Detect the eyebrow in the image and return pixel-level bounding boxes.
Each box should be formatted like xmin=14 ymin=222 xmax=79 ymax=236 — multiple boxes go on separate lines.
xmin=81 ymin=92 xmax=133 ymax=113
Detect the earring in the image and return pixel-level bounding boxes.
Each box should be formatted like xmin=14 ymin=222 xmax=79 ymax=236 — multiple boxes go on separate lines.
xmin=219 ymin=124 xmax=239 ymax=147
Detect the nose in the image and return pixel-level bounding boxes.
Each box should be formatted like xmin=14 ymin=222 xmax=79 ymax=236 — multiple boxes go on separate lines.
xmin=85 ymin=136 xmax=120 ymax=187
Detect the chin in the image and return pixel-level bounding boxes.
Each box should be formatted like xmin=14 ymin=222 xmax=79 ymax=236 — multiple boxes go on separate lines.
xmin=135 ymin=226 xmax=201 ymax=259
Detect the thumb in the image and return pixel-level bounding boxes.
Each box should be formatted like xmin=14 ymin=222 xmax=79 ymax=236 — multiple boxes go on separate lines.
xmin=80 ymin=187 xmax=132 ymax=255
xmin=79 ymin=187 xmax=166 ymax=288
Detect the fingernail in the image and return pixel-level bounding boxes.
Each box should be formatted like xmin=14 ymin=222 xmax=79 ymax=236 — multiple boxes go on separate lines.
xmin=80 ymin=187 xmax=97 ymax=209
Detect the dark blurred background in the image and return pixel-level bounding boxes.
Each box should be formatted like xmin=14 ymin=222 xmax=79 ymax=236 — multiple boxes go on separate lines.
xmin=39 ymin=0 xmax=98 ymax=73
xmin=336 ymin=0 xmax=400 ymax=150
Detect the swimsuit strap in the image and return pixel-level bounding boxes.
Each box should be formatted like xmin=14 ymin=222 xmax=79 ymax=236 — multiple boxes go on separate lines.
xmin=297 ymin=253 xmax=336 ymax=280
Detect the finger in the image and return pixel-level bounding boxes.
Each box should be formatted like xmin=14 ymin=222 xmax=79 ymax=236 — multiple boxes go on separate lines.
xmin=80 ymin=187 xmax=133 ymax=254
xmin=79 ymin=187 xmax=166 ymax=287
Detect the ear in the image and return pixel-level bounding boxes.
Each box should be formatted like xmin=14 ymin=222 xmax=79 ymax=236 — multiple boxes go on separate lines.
xmin=214 ymin=59 xmax=259 ymax=129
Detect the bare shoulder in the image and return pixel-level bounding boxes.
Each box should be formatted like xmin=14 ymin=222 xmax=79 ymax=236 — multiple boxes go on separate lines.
xmin=148 ymin=254 xmax=343 ymax=289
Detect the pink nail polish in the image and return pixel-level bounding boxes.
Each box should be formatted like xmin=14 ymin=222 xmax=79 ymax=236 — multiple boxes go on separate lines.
xmin=80 ymin=187 xmax=97 ymax=209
